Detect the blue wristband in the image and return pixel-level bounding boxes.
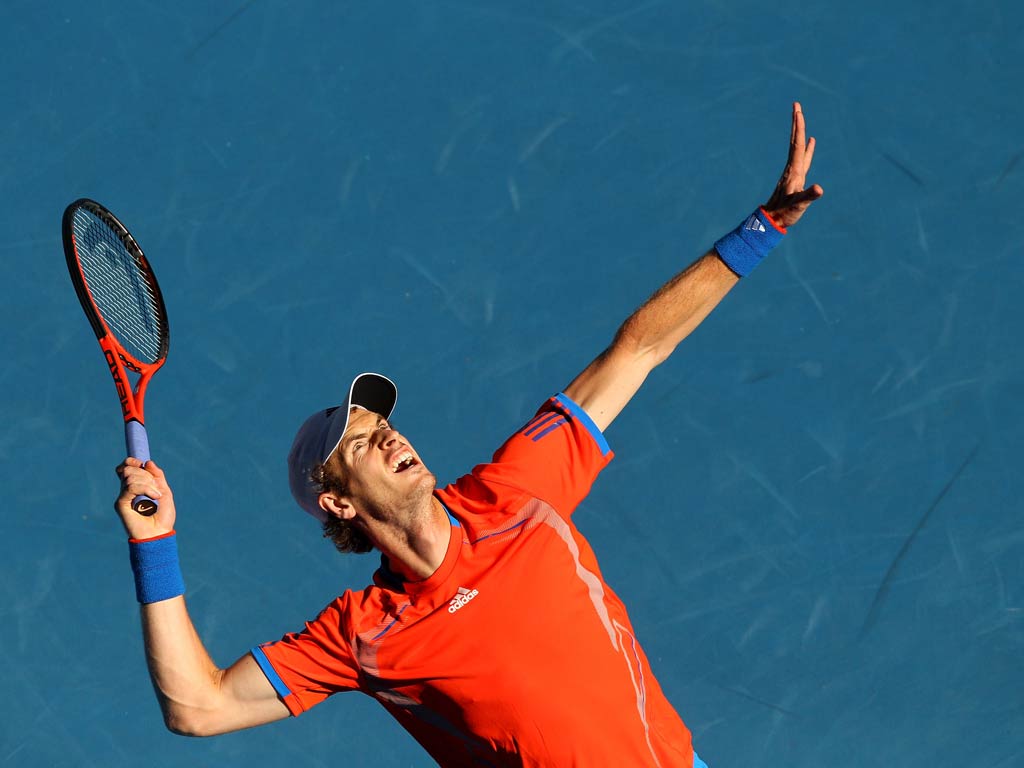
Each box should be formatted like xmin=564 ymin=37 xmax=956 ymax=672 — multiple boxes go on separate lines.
xmin=714 ymin=208 xmax=786 ymax=277
xmin=129 ymin=532 xmax=185 ymax=604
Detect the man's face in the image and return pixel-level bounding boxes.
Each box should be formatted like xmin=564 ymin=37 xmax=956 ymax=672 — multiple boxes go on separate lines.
xmin=321 ymin=407 xmax=435 ymax=523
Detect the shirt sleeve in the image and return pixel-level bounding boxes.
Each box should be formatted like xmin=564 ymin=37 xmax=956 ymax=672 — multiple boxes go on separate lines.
xmin=250 ymin=598 xmax=361 ymax=716
xmin=462 ymin=392 xmax=614 ymax=518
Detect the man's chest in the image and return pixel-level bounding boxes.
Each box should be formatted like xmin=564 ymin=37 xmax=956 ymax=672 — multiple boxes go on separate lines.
xmin=357 ymin=523 xmax=622 ymax=697
xmin=358 ymin=532 xmax=632 ymax=752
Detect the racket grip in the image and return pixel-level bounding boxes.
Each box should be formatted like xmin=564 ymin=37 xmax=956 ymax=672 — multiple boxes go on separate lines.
xmin=125 ymin=420 xmax=159 ymax=516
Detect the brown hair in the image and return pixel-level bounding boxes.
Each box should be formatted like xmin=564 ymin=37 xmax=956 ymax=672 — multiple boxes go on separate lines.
xmin=311 ymin=462 xmax=374 ymax=554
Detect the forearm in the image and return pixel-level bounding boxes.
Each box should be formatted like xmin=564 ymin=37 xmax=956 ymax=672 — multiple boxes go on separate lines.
xmin=566 ymin=103 xmax=822 ymax=433
xmin=565 ymin=249 xmax=738 ymax=431
xmin=140 ymin=596 xmax=226 ymax=735
xmin=612 ymin=249 xmax=739 ymax=367
xmin=115 ymin=459 xmax=290 ymax=735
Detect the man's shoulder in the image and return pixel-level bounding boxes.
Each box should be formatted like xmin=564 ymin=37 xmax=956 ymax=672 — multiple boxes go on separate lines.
xmin=308 ymin=584 xmax=400 ymax=631
xmin=436 ymin=471 xmax=531 ymax=527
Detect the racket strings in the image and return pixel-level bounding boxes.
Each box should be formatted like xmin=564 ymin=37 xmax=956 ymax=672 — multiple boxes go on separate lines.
xmin=72 ymin=209 xmax=167 ymax=364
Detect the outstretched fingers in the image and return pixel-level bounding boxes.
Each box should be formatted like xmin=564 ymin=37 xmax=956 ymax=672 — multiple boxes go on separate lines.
xmin=803 ymin=135 xmax=816 ymax=174
xmin=791 ymin=102 xmax=804 ymax=158
xmin=763 ymin=102 xmax=823 ymax=228
xmin=785 ymin=103 xmax=817 ymax=191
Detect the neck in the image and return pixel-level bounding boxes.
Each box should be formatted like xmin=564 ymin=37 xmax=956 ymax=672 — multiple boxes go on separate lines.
xmin=368 ymin=496 xmax=451 ymax=582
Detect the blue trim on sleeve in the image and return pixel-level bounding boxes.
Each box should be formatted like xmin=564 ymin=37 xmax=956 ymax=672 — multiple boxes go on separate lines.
xmin=554 ymin=393 xmax=611 ymax=457
xmin=693 ymin=751 xmax=709 ymax=768
xmin=250 ymin=645 xmax=293 ymax=700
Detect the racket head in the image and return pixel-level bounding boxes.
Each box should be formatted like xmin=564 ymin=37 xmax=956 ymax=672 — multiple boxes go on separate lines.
xmin=63 ymin=199 xmax=169 ymax=516
xmin=62 ymin=199 xmax=170 ymax=371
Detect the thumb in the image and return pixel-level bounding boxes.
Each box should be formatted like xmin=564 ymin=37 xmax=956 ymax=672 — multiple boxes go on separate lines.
xmin=786 ymin=185 xmax=824 ymax=208
xmin=803 ymin=184 xmax=824 ymax=201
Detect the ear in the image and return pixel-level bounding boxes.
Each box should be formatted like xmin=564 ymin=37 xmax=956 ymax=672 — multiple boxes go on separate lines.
xmin=319 ymin=491 xmax=357 ymax=521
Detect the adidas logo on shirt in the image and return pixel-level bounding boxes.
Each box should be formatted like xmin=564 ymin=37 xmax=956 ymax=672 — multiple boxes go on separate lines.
xmin=448 ymin=586 xmax=479 ymax=614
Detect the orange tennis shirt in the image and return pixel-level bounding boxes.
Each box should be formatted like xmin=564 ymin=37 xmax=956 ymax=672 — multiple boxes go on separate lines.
xmin=253 ymin=394 xmax=693 ymax=767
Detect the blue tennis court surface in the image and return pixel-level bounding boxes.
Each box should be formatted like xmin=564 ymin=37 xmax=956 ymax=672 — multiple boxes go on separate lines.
xmin=3 ymin=2 xmax=1021 ymax=766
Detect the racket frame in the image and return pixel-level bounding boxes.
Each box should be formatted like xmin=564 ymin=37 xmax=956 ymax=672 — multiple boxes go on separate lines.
xmin=63 ymin=199 xmax=170 ymax=515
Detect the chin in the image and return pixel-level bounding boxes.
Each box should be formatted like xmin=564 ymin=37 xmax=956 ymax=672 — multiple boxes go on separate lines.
xmin=412 ymin=467 xmax=438 ymax=495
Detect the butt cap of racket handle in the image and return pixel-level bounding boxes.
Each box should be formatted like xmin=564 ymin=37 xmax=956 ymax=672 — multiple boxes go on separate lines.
xmin=125 ymin=421 xmax=159 ymax=516
xmin=133 ymin=495 xmax=159 ymax=516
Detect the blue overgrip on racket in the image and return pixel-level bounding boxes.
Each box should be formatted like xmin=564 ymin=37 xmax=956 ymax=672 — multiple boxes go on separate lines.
xmin=126 ymin=420 xmax=159 ymax=515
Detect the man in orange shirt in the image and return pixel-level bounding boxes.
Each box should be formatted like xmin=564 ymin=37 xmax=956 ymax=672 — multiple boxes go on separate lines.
xmin=116 ymin=103 xmax=822 ymax=766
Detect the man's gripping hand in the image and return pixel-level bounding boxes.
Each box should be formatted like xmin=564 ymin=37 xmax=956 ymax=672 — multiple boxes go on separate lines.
xmin=114 ymin=458 xmax=176 ymax=540
xmin=762 ymin=101 xmax=824 ymax=229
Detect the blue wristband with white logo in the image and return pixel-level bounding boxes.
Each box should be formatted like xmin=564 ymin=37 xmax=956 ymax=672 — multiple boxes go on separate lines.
xmin=129 ymin=531 xmax=185 ymax=604
xmin=714 ymin=208 xmax=786 ymax=277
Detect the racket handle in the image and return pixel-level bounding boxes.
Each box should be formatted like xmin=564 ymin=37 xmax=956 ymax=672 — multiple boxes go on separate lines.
xmin=125 ymin=420 xmax=159 ymax=516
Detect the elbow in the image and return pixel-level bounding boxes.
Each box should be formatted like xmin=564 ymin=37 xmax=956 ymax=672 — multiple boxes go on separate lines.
xmin=163 ymin=706 xmax=220 ymax=738
xmin=645 ymin=342 xmax=674 ymax=369
xmin=158 ymin=667 xmax=234 ymax=737
xmin=612 ymin=323 xmax=673 ymax=370
xmin=163 ymin=711 xmax=205 ymax=738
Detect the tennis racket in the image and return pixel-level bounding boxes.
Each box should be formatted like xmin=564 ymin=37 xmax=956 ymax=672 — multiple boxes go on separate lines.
xmin=63 ymin=199 xmax=170 ymax=516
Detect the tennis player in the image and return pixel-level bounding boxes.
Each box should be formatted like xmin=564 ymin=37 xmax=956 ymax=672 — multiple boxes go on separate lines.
xmin=116 ymin=103 xmax=822 ymax=766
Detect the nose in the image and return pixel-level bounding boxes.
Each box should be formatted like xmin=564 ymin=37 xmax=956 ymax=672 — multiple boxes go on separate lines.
xmin=379 ymin=428 xmax=399 ymax=449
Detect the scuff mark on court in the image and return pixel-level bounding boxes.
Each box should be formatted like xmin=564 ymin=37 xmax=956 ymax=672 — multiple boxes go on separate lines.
xmin=187 ymin=0 xmax=259 ymax=58
xmin=993 ymin=151 xmax=1021 ymax=189
xmin=716 ymin=684 xmax=798 ymax=717
xmin=518 ymin=116 xmax=570 ymax=164
xmin=860 ymin=445 xmax=979 ymax=637
xmin=881 ymin=152 xmax=925 ymax=187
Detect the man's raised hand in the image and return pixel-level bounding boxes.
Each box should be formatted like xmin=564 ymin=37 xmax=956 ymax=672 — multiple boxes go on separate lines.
xmin=763 ymin=102 xmax=824 ymax=229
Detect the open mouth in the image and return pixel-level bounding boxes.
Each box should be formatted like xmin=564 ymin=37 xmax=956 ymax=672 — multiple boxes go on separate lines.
xmin=392 ymin=451 xmax=417 ymax=473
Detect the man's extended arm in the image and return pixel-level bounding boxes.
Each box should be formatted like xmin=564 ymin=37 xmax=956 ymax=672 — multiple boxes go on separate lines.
xmin=565 ymin=102 xmax=823 ymax=431
xmin=115 ymin=458 xmax=290 ymax=736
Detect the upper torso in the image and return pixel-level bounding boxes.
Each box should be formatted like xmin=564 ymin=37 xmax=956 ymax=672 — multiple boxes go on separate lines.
xmin=253 ymin=394 xmax=693 ymax=767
